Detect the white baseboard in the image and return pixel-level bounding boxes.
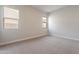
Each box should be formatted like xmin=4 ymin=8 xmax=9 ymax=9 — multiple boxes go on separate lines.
xmin=0 ymin=33 xmax=47 ymax=46
xmin=53 ymin=33 xmax=79 ymax=41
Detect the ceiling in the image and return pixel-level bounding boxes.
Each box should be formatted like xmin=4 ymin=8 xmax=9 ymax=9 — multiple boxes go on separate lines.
xmin=31 ymin=5 xmax=66 ymax=13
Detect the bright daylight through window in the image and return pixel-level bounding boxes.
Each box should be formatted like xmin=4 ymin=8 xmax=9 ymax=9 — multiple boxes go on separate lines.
xmin=42 ymin=16 xmax=47 ymax=28
xmin=3 ymin=7 xmax=19 ymax=29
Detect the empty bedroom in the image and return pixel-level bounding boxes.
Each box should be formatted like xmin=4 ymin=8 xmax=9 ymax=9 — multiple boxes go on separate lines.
xmin=0 ymin=5 xmax=79 ymax=54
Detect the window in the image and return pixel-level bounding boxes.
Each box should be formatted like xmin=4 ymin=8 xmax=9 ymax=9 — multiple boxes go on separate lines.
xmin=42 ymin=17 xmax=47 ymax=28
xmin=3 ymin=7 xmax=19 ymax=29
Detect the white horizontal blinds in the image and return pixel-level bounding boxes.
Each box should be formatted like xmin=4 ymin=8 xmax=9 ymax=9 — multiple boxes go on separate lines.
xmin=4 ymin=18 xmax=18 ymax=24
xmin=42 ymin=16 xmax=47 ymax=28
xmin=42 ymin=17 xmax=47 ymax=22
xmin=4 ymin=18 xmax=18 ymax=29
xmin=4 ymin=7 xmax=19 ymax=19
xmin=4 ymin=7 xmax=19 ymax=29
xmin=42 ymin=23 xmax=47 ymax=28
xmin=4 ymin=22 xmax=18 ymax=29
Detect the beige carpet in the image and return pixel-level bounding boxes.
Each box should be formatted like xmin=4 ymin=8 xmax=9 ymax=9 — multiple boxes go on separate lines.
xmin=0 ymin=36 xmax=79 ymax=54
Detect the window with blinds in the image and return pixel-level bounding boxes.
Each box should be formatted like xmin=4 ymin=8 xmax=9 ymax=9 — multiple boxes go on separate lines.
xmin=42 ymin=17 xmax=47 ymax=28
xmin=3 ymin=7 xmax=19 ymax=29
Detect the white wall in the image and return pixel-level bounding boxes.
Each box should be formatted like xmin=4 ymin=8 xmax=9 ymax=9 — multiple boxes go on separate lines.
xmin=0 ymin=5 xmax=47 ymax=44
xmin=49 ymin=6 xmax=79 ymax=40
